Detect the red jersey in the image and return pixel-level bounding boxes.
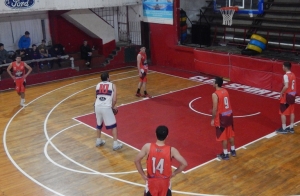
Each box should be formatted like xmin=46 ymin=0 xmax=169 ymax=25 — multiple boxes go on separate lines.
xmin=139 ymin=52 xmax=148 ymax=71
xmin=12 ymin=61 xmax=25 ymax=79
xmin=214 ymin=88 xmax=233 ymax=127
xmin=146 ymin=143 xmax=172 ymax=179
xmin=280 ymin=72 xmax=296 ymax=104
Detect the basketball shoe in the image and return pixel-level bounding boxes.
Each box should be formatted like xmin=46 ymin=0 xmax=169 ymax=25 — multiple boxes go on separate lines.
xmin=96 ymin=139 xmax=106 ymax=147
xmin=142 ymin=94 xmax=152 ymax=98
xmin=113 ymin=142 xmax=123 ymax=151
xmin=217 ymin=153 xmax=229 ymax=160
xmin=230 ymin=150 xmax=237 ymax=157
xmin=287 ymin=127 xmax=295 ymax=134
xmin=20 ymin=99 xmax=26 ymax=107
xmin=136 ymin=93 xmax=141 ymax=97
xmin=276 ymin=127 xmax=289 ymax=134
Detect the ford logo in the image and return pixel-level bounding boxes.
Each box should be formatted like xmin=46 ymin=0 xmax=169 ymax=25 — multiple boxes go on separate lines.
xmin=5 ymin=0 xmax=35 ymax=9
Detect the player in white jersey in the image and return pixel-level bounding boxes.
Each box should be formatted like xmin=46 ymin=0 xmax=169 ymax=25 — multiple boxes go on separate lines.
xmin=95 ymin=72 xmax=123 ymax=151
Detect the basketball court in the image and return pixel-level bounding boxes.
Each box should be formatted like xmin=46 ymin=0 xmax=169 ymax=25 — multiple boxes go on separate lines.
xmin=1 ymin=66 xmax=300 ymax=195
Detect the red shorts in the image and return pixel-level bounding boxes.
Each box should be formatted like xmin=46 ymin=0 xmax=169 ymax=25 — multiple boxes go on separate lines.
xmin=15 ymin=78 xmax=25 ymax=93
xmin=279 ymin=103 xmax=295 ymax=115
xmin=216 ymin=126 xmax=234 ymax=141
xmin=146 ymin=178 xmax=171 ymax=196
xmin=140 ymin=71 xmax=147 ymax=82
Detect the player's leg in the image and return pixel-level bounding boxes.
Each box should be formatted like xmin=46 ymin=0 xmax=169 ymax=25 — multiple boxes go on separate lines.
xmin=136 ymin=81 xmax=142 ymax=97
xmin=277 ymin=103 xmax=290 ymax=134
xmin=103 ymin=108 xmax=122 ymax=150
xmin=277 ymin=114 xmax=288 ymax=134
xmin=95 ymin=107 xmax=106 ymax=147
xmin=289 ymin=104 xmax=295 ymax=133
xmin=229 ymin=137 xmax=236 ymax=157
xmin=142 ymin=78 xmax=152 ymax=98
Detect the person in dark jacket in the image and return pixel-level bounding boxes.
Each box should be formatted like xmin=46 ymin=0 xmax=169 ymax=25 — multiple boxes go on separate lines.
xmin=50 ymin=44 xmax=65 ymax=68
xmin=0 ymin=43 xmax=13 ymax=80
xmin=29 ymin=44 xmax=41 ymax=69
xmin=80 ymin=40 xmax=92 ymax=69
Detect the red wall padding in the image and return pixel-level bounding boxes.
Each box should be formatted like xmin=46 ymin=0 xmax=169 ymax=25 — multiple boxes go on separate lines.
xmin=230 ymin=55 xmax=274 ymax=72
xmin=194 ymin=49 xmax=230 ymax=65
xmin=195 ymin=60 xmax=230 ymax=78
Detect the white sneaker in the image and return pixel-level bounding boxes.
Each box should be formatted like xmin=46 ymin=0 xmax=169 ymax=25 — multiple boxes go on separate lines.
xmin=113 ymin=142 xmax=123 ymax=151
xmin=20 ymin=99 xmax=26 ymax=107
xmin=96 ymin=139 xmax=106 ymax=147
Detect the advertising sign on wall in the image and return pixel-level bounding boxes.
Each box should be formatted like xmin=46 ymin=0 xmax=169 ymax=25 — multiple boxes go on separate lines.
xmin=5 ymin=0 xmax=35 ymax=9
xmin=143 ymin=0 xmax=173 ymax=25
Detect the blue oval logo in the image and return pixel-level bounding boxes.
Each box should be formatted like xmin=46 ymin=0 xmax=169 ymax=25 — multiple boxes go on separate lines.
xmin=5 ymin=0 xmax=35 ymax=9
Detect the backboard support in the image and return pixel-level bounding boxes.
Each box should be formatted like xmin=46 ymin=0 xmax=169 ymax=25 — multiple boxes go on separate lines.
xmin=214 ymin=0 xmax=264 ymax=15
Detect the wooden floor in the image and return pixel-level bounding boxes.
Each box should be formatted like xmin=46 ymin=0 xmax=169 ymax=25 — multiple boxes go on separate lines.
xmin=0 ymin=67 xmax=300 ymax=196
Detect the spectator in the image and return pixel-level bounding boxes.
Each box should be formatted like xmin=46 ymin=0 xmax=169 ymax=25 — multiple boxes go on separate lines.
xmin=18 ymin=31 xmax=31 ymax=49
xmin=80 ymin=40 xmax=92 ymax=69
xmin=38 ymin=40 xmax=52 ymax=69
xmin=16 ymin=49 xmax=30 ymax=61
xmin=29 ymin=44 xmax=41 ymax=69
xmin=49 ymin=44 xmax=65 ymax=68
xmin=0 ymin=43 xmax=13 ymax=80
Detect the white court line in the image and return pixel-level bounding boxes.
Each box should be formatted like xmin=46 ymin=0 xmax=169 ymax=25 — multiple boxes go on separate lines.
xmin=151 ymin=70 xmax=197 ymax=81
xmin=42 ymin=74 xmax=219 ymax=195
xmin=189 ymin=97 xmax=261 ymax=118
xmin=185 ymin=120 xmax=300 ymax=173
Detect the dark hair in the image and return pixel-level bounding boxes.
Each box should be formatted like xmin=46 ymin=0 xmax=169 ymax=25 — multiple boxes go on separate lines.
xmin=42 ymin=39 xmax=46 ymax=43
xmin=25 ymin=31 xmax=30 ymax=35
xmin=283 ymin=62 xmax=292 ymax=70
xmin=156 ymin=125 xmax=169 ymax=141
xmin=101 ymin=72 xmax=109 ymax=81
xmin=215 ymin=77 xmax=223 ymax=87
xmin=32 ymin=44 xmax=36 ymax=47
xmin=0 ymin=43 xmax=3 ymax=47
xmin=16 ymin=55 xmax=21 ymax=58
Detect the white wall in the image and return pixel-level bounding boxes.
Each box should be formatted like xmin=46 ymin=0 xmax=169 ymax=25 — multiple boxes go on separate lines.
xmin=128 ymin=5 xmax=143 ymax=45
xmin=62 ymin=9 xmax=115 ymax=44
xmin=0 ymin=0 xmax=140 ymax=14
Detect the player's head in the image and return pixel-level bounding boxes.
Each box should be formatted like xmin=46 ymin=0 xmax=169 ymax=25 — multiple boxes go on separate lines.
xmin=101 ymin=72 xmax=109 ymax=81
xmin=15 ymin=55 xmax=21 ymax=62
xmin=214 ymin=77 xmax=223 ymax=88
xmin=283 ymin=62 xmax=291 ymax=71
xmin=0 ymin=43 xmax=3 ymax=50
xmin=156 ymin=125 xmax=169 ymax=141
xmin=140 ymin=46 xmax=146 ymax=53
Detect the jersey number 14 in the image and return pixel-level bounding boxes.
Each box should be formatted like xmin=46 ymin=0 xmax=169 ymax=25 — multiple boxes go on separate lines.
xmin=152 ymin=157 xmax=164 ymax=174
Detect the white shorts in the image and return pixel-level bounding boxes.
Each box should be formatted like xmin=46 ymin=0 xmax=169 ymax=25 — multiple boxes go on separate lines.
xmin=95 ymin=107 xmax=117 ymax=130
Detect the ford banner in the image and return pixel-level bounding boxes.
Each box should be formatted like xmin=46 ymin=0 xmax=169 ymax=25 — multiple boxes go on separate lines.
xmin=143 ymin=0 xmax=173 ymax=25
xmin=5 ymin=0 xmax=35 ymax=9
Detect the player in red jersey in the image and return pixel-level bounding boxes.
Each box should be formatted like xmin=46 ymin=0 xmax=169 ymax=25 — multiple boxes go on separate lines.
xmin=135 ymin=125 xmax=187 ymax=196
xmin=136 ymin=47 xmax=152 ymax=98
xmin=7 ymin=55 xmax=32 ymax=107
xmin=276 ymin=62 xmax=296 ymax=134
xmin=211 ymin=77 xmax=236 ymax=160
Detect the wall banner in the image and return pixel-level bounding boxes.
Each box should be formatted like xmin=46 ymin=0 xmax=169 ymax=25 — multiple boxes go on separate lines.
xmin=143 ymin=0 xmax=173 ymax=25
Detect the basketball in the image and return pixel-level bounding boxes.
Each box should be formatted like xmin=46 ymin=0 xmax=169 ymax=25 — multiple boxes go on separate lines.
xmin=112 ymin=108 xmax=118 ymax=115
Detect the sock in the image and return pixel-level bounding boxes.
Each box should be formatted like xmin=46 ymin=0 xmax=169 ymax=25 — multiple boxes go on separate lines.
xmin=144 ymin=90 xmax=148 ymax=95
xmin=223 ymin=149 xmax=228 ymax=155
xmin=231 ymin=146 xmax=235 ymax=151
xmin=137 ymin=88 xmax=140 ymax=94
xmin=96 ymin=138 xmax=102 ymax=143
xmin=113 ymin=141 xmax=118 ymax=146
xmin=290 ymin=124 xmax=294 ymax=129
xmin=282 ymin=124 xmax=287 ymax=130
xmin=21 ymin=99 xmax=25 ymax=104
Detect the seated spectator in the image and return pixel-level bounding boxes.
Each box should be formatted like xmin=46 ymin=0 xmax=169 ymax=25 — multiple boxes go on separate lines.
xmin=18 ymin=31 xmax=31 ymax=49
xmin=80 ymin=40 xmax=92 ymax=69
xmin=38 ymin=40 xmax=52 ymax=69
xmin=0 ymin=43 xmax=13 ymax=80
xmin=16 ymin=49 xmax=30 ymax=61
xmin=29 ymin=44 xmax=41 ymax=69
xmin=49 ymin=44 xmax=65 ymax=68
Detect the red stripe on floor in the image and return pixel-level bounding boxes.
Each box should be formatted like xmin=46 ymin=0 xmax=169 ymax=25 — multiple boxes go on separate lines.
xmin=76 ymin=84 xmax=300 ymax=171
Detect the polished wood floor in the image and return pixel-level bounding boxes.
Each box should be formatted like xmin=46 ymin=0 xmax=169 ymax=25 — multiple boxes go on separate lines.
xmin=0 ymin=67 xmax=300 ymax=196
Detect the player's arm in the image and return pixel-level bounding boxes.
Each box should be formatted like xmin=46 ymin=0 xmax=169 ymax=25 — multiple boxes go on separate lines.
xmin=134 ymin=143 xmax=150 ymax=181
xmin=171 ymin=147 xmax=187 ymax=178
xmin=6 ymin=63 xmax=15 ymax=80
xmin=280 ymin=75 xmax=289 ymax=97
xmin=211 ymin=93 xmax=218 ymax=126
xmin=137 ymin=54 xmax=141 ymax=77
xmin=112 ymin=84 xmax=117 ymax=109
xmin=24 ymin=63 xmax=32 ymax=78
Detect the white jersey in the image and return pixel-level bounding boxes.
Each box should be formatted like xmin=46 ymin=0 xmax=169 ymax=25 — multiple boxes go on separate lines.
xmin=95 ymin=81 xmax=114 ymax=108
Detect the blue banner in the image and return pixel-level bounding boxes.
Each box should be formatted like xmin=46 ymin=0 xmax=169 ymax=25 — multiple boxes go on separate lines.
xmin=5 ymin=0 xmax=35 ymax=9
xmin=143 ymin=0 xmax=173 ymax=25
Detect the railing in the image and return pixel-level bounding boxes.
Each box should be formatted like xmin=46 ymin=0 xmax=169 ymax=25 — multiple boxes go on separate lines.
xmin=214 ymin=26 xmax=300 ymax=53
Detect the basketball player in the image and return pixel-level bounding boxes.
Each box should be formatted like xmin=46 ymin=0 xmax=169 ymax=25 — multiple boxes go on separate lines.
xmin=7 ymin=55 xmax=32 ymax=107
xmin=135 ymin=125 xmax=187 ymax=196
xmin=276 ymin=62 xmax=296 ymax=134
xmin=94 ymin=72 xmax=123 ymax=150
xmin=136 ymin=47 xmax=151 ymax=98
xmin=211 ymin=77 xmax=236 ymax=160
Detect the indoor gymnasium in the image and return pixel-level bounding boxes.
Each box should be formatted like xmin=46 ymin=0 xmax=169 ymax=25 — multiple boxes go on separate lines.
xmin=0 ymin=0 xmax=300 ymax=195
